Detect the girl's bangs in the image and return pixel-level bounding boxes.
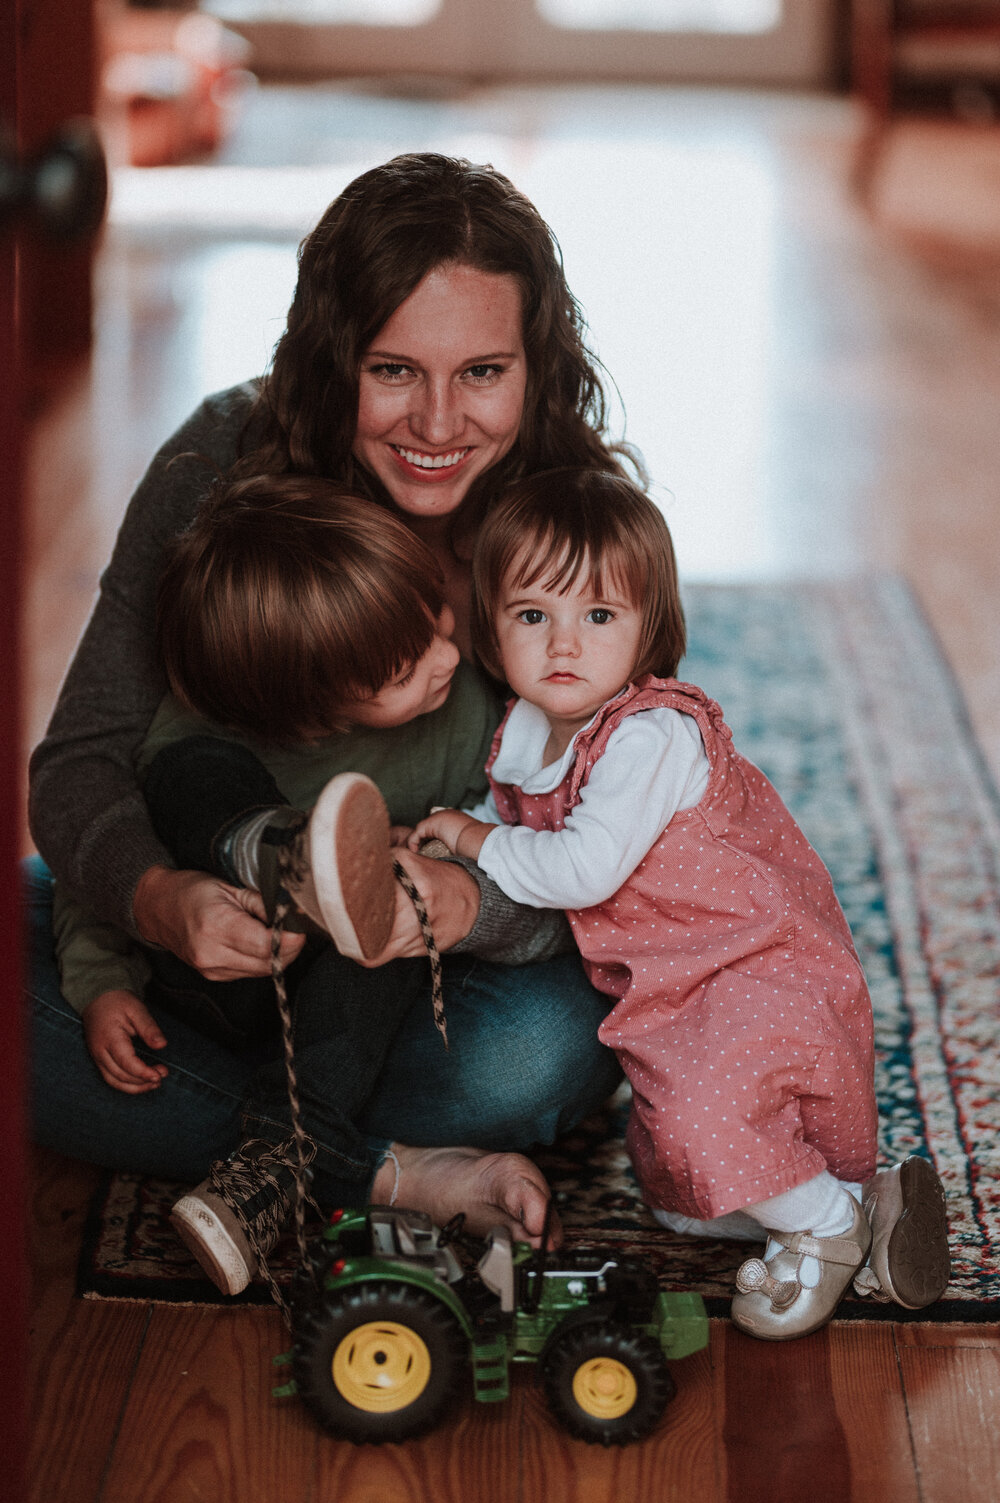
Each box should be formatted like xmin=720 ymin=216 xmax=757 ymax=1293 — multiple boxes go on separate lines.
xmin=507 ymin=527 xmax=641 ymax=605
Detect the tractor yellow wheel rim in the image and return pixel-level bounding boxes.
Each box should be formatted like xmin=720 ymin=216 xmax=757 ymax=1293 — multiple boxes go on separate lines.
xmin=332 ymin=1321 xmax=431 ymax=1413
xmin=572 ymin=1357 xmax=637 ymax=1419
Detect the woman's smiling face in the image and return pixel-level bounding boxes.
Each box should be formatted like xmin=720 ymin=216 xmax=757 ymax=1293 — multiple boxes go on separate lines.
xmin=353 ymin=262 xmax=528 ymax=521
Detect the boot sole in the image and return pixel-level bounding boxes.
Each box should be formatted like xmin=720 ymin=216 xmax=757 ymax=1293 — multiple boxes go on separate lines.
xmin=874 ymin=1156 xmax=951 ymax=1308
xmin=171 ymin=1195 xmax=255 ymax=1296
xmin=306 ymin=773 xmax=396 ymax=961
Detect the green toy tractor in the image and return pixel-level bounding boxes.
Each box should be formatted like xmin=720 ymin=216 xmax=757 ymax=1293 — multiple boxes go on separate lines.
xmin=274 ymin=1203 xmax=708 ymax=1446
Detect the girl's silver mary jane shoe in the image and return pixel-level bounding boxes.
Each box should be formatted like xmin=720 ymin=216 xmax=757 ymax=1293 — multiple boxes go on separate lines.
xmin=730 ymin=1196 xmax=871 ymax=1341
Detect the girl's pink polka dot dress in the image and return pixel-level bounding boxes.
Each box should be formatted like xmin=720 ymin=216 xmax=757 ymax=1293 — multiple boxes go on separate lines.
xmin=488 ymin=676 xmax=878 ymax=1221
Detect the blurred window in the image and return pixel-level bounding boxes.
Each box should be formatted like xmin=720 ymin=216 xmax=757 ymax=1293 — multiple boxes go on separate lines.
xmin=208 ymin=0 xmax=440 ymax=21
xmin=539 ymin=0 xmax=780 ymax=31
xmin=200 ymin=0 xmax=830 ymax=84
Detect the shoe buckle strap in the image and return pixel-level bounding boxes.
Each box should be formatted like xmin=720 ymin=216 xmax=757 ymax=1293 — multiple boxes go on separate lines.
xmin=772 ymin=1228 xmax=865 ymax=1268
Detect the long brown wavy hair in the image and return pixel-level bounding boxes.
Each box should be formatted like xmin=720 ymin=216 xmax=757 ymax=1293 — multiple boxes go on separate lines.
xmin=238 ymin=153 xmax=640 ymax=540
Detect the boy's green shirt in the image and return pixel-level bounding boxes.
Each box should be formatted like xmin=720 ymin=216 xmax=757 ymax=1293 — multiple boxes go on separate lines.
xmin=54 ymin=660 xmax=501 ymax=1014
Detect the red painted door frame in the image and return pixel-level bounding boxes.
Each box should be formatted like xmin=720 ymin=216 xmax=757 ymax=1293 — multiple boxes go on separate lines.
xmin=1 ymin=0 xmax=101 ymax=1488
xmin=0 ymin=68 xmax=28 ymax=1503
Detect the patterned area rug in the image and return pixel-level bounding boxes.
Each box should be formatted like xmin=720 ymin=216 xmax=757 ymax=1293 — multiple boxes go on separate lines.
xmin=78 ymin=578 xmax=1000 ymax=1321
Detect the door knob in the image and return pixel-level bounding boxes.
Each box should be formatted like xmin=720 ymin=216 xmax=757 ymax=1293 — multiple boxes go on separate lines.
xmin=0 ymin=118 xmax=107 ymax=242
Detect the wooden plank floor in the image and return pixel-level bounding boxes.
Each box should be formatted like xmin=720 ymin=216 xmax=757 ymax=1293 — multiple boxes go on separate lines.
xmin=24 ymin=83 xmax=1000 ymax=1500
xmin=27 ymin=1148 xmax=1000 ymax=1502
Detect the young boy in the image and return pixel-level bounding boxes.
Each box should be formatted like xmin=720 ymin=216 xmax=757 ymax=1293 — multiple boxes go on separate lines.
xmin=53 ymin=473 xmax=502 ymax=1290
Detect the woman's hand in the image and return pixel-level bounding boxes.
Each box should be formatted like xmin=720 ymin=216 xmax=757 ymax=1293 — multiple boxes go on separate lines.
xmin=83 ymin=990 xmax=169 ymax=1094
xmin=132 ymin=865 xmax=306 ymax=979
xmin=355 ymin=849 xmax=481 ymax=966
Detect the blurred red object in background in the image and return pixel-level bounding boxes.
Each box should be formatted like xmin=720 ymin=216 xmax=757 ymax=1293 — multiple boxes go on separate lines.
xmin=101 ymin=6 xmax=254 ymax=167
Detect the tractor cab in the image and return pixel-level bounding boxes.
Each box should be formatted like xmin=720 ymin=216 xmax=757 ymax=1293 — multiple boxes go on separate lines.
xmin=367 ymin=1205 xmax=462 ymax=1284
xmin=477 ymin=1225 xmax=516 ymax=1312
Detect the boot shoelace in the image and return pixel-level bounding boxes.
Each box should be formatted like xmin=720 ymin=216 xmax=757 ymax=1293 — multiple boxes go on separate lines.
xmin=230 ymin=844 xmax=446 ymax=1324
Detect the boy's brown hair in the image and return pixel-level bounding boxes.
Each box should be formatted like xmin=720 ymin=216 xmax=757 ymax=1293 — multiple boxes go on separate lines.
xmin=157 ymin=474 xmax=445 ymax=744
xmin=472 ymin=469 xmax=686 ymax=685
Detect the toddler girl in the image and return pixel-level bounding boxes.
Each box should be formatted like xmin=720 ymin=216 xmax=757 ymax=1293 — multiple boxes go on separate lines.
xmin=401 ymin=468 xmax=950 ymax=1339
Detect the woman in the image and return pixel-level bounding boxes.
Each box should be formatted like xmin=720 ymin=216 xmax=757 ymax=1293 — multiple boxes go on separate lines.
xmin=27 ymin=153 xmax=630 ymax=1251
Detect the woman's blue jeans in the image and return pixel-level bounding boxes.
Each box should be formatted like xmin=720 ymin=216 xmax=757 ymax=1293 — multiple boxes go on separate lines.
xmin=25 ymin=858 xmax=622 ymax=1204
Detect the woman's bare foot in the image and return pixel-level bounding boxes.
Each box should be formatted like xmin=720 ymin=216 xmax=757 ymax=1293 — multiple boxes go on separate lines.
xmin=371 ymin=1144 xmax=561 ymax=1248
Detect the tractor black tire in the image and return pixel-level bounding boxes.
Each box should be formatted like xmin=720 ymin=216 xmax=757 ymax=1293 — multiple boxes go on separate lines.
xmin=541 ymin=1320 xmax=676 ymax=1445
xmin=291 ymin=1279 xmax=466 ymax=1443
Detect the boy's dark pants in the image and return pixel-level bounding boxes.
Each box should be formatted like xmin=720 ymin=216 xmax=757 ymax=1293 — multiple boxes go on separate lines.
xmin=142 ymin=735 xmax=426 ymax=1199
xmin=143 ymin=734 xmax=299 ymax=1051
